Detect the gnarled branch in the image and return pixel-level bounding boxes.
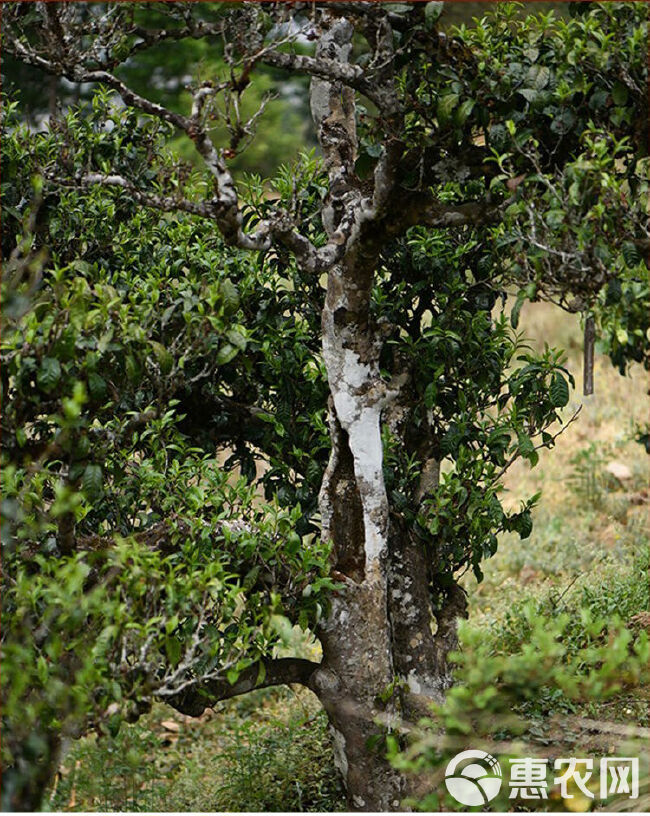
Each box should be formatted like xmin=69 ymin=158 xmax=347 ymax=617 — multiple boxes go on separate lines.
xmin=165 ymin=657 xmax=322 ymax=716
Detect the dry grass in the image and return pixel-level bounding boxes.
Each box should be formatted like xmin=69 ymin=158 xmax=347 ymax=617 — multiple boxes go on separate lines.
xmin=466 ymin=300 xmax=649 ymax=622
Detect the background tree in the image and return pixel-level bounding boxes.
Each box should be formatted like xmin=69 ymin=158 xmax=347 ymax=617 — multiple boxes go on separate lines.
xmin=2 ymin=2 xmax=647 ymax=811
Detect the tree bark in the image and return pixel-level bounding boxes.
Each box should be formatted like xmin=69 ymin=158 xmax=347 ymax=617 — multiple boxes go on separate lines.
xmin=315 ymin=274 xmax=467 ymax=808
xmin=315 ymin=318 xmax=467 ymax=809
xmin=316 ymin=250 xmax=404 ymax=808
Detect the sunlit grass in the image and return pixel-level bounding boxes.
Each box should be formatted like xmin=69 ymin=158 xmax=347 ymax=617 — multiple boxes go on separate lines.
xmin=466 ymin=301 xmax=649 ymax=624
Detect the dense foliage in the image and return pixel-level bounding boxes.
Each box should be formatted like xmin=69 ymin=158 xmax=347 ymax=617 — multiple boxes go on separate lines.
xmin=1 ymin=90 xmax=575 ymax=775
xmin=392 ymin=545 xmax=650 ymax=811
xmin=1 ymin=1 xmax=647 ymax=810
xmin=2 ymin=97 xmax=335 ymax=806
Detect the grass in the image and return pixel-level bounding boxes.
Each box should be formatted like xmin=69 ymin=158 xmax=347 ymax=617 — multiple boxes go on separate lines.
xmin=46 ymin=687 xmax=345 ymax=812
xmin=45 ymin=302 xmax=648 ymax=811
xmin=465 ymin=302 xmax=649 ymax=627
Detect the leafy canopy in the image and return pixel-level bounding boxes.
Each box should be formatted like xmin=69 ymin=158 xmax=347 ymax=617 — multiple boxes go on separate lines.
xmin=1 ymin=0 xmax=647 ymax=802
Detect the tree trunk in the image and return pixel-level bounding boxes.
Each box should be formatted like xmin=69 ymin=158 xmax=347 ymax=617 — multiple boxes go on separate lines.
xmin=306 ymin=10 xmax=468 ymax=808
xmin=1 ymin=730 xmax=62 ymax=812
xmin=315 ymin=250 xmax=466 ymax=808
xmin=316 ymin=585 xmax=405 ymax=811
xmin=315 ymin=256 xmax=403 ymax=808
xmin=315 ymin=364 xmax=466 ymax=809
xmin=314 ymin=243 xmax=467 ymax=808
xmin=315 ymin=370 xmax=467 ymax=810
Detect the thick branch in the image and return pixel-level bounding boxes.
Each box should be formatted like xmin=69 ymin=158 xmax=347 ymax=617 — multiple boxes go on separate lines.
xmin=128 ymin=18 xmax=225 ymax=58
xmin=165 ymin=657 xmax=322 ymax=716
xmin=262 ymin=50 xmax=384 ymax=108
xmin=81 ymin=69 xmax=190 ymax=130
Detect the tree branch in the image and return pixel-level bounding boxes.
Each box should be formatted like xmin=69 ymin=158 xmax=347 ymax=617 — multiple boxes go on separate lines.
xmin=262 ymin=50 xmax=383 ymax=107
xmin=3 ymin=48 xmax=273 ymax=251
xmin=81 ymin=69 xmax=191 ymax=130
xmin=49 ymin=171 xmax=227 ymax=222
xmin=164 ymin=657 xmax=322 ymax=716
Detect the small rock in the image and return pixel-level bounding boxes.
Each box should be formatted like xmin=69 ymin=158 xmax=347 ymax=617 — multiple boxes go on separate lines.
xmin=605 ymin=461 xmax=633 ymax=481
xmin=160 ymin=719 xmax=181 ymax=732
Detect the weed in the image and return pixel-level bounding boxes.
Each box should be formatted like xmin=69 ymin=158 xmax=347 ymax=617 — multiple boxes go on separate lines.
xmin=46 ymin=688 xmax=345 ymax=812
xmin=567 ymin=442 xmax=609 ymax=508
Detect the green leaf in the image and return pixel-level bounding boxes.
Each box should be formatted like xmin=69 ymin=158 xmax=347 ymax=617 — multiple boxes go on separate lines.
xmin=107 ymin=714 xmax=122 ymax=738
xmin=365 ymin=143 xmax=383 ymax=159
xmin=527 ymin=64 xmax=550 ymax=90
xmin=550 ymin=372 xmax=569 ymax=407
xmin=616 ymin=327 xmax=629 ymax=345
xmin=221 ymin=279 xmax=240 ymax=315
xmin=589 ymin=89 xmax=609 ymax=110
xmin=97 ymin=328 xmax=114 ymax=355
xmin=270 ymin=614 xmax=293 ymax=644
xmin=165 ymin=636 xmax=182 ymax=667
xmin=424 ymin=1 xmax=444 ymax=29
xmin=37 ymin=655 xmax=49 ymax=685
xmin=226 ymin=328 xmax=247 ymax=351
xmin=82 ymin=464 xmax=103 ymax=500
xmin=216 ymin=343 xmax=239 ymax=366
xmin=612 ymin=82 xmax=629 ymax=106
xmin=242 ymin=565 xmax=260 ymax=591
xmin=125 ymin=355 xmax=139 ymax=382
xmin=511 ymin=295 xmax=525 ymax=329
xmin=88 ymin=372 xmax=107 ymax=400
xmin=546 ymin=209 xmax=565 ymax=229
xmin=285 ymin=531 xmax=301 ymax=554
xmin=150 ymin=341 xmax=173 ymax=374
xmin=517 ymin=433 xmax=538 ymax=466
xmin=516 ymin=510 xmax=533 ymax=540
xmin=622 ymin=241 xmax=641 ymax=267
xmin=37 ymin=358 xmax=61 ymax=392
xmin=437 ymin=94 xmax=459 ymax=125
xmin=456 ymin=98 xmax=475 ymax=125
xmin=517 ymin=88 xmax=538 ymax=104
